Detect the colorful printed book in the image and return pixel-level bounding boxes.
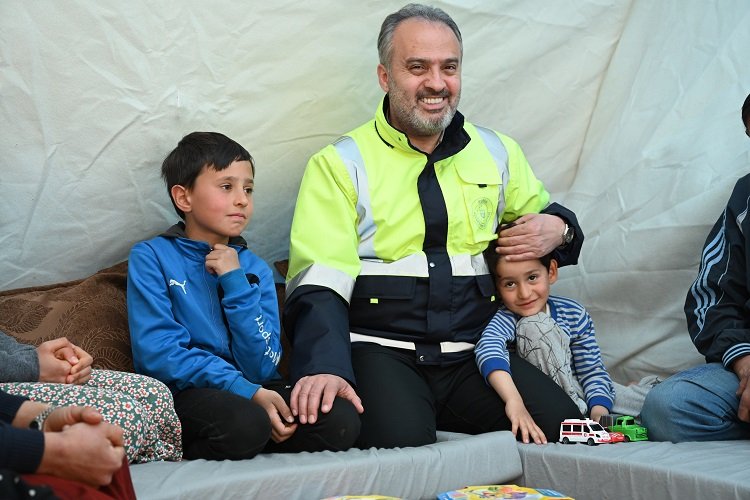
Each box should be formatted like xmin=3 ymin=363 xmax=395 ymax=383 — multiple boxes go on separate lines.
xmin=437 ymin=484 xmax=573 ymax=499
xmin=322 ymin=496 xmax=403 ymax=500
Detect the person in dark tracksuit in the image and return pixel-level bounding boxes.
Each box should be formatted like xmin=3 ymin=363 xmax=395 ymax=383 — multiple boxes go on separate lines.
xmin=642 ymin=93 xmax=750 ymax=442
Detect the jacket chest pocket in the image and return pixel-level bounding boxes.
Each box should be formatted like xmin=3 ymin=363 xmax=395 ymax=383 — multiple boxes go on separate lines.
xmin=456 ymin=168 xmax=502 ymax=244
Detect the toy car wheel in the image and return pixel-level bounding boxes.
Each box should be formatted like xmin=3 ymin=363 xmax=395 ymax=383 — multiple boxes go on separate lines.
xmin=562 ymin=437 xmax=570 ymax=444
xmin=587 ymin=438 xmax=595 ymax=446
xmin=624 ymin=436 xmax=631 ymax=442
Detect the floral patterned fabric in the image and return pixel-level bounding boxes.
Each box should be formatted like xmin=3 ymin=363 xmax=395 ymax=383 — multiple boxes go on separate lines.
xmin=0 ymin=370 xmax=182 ymax=464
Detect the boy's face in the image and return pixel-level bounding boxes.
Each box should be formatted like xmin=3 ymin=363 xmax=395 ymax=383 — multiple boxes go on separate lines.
xmin=177 ymin=160 xmax=254 ymax=246
xmin=494 ymin=256 xmax=557 ymax=317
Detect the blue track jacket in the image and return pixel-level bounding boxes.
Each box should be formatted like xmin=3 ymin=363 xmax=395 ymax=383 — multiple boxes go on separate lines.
xmin=127 ymin=223 xmax=282 ymax=399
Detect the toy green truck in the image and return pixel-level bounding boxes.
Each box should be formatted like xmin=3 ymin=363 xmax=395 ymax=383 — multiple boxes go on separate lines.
xmin=608 ymin=415 xmax=648 ymax=442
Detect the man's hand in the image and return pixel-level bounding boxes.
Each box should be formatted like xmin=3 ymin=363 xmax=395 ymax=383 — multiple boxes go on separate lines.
xmin=496 ymin=214 xmax=566 ymax=262
xmin=252 ymin=388 xmax=298 ymax=443
xmin=44 ymin=405 xmax=105 ymax=432
xmin=36 ymin=338 xmax=76 ymax=383
xmin=205 ymin=243 xmax=241 ymax=276
xmin=38 ymin=421 xmax=126 ymax=487
xmin=733 ymin=355 xmax=750 ymax=422
xmin=290 ymin=374 xmax=364 ymax=424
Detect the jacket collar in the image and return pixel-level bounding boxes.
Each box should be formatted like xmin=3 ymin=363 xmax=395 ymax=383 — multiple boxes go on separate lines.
xmin=161 ymin=222 xmax=248 ymax=248
xmin=374 ymin=95 xmax=471 ymax=160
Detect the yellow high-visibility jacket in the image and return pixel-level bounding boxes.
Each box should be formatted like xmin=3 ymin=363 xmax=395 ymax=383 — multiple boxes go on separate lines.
xmin=285 ymin=97 xmax=581 ymax=383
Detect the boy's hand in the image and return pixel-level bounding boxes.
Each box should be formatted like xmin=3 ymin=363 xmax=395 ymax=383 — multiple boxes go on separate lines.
xmin=589 ymin=405 xmax=609 ymax=423
xmin=505 ymin=397 xmax=547 ymax=444
xmin=252 ymin=388 xmax=298 ymax=443
xmin=205 ymin=244 xmax=241 ymax=276
xmin=488 ymin=369 xmax=546 ymax=444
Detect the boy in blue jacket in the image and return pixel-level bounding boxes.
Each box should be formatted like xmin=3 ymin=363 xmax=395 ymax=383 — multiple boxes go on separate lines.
xmin=127 ymin=132 xmax=359 ymax=460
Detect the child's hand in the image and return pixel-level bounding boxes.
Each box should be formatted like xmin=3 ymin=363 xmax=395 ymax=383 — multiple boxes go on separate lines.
xmin=252 ymin=388 xmax=298 ymax=443
xmin=488 ymin=370 xmax=547 ymax=444
xmin=205 ymin=244 xmax=241 ymax=276
xmin=589 ymin=405 xmax=609 ymax=423
xmin=505 ymin=397 xmax=547 ymax=444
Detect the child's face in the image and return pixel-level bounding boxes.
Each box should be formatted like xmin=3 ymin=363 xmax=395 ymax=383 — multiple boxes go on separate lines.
xmin=494 ymin=256 xmax=557 ymax=317
xmin=180 ymin=160 xmax=254 ymax=246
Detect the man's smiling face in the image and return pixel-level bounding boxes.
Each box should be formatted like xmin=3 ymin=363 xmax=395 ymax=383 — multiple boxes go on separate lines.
xmin=378 ymin=18 xmax=462 ymax=140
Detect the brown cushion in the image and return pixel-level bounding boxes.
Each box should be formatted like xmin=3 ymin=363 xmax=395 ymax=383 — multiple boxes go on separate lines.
xmin=0 ymin=261 xmax=133 ymax=373
xmin=0 ymin=259 xmax=293 ymax=379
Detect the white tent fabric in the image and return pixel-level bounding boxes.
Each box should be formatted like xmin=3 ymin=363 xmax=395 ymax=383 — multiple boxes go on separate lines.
xmin=1 ymin=1 xmax=749 ymax=383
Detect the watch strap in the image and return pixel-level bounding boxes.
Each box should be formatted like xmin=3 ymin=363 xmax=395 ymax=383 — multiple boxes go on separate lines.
xmin=29 ymin=405 xmax=56 ymax=431
xmin=560 ymin=223 xmax=574 ymax=248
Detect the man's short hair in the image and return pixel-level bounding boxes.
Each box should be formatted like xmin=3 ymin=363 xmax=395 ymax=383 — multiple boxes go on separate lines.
xmin=742 ymin=93 xmax=750 ymax=127
xmin=161 ymin=131 xmax=254 ymax=219
xmin=377 ymin=3 xmax=463 ymax=69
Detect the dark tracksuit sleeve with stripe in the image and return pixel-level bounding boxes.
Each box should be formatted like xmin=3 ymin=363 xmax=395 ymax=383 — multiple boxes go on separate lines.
xmin=685 ymin=173 xmax=750 ymax=367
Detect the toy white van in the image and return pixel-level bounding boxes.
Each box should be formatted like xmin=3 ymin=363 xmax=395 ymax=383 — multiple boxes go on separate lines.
xmin=559 ymin=418 xmax=611 ymax=445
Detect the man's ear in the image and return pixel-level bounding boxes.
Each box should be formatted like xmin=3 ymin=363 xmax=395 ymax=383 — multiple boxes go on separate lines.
xmin=377 ymin=63 xmax=389 ymax=93
xmin=171 ymin=185 xmax=191 ymax=214
xmin=548 ymin=259 xmax=559 ymax=285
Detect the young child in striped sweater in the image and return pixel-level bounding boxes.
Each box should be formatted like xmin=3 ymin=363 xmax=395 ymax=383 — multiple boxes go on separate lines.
xmin=476 ymin=240 xmax=628 ymax=444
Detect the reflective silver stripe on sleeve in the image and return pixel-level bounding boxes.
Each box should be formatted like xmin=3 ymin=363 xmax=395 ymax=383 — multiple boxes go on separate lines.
xmin=333 ymin=136 xmax=377 ymax=258
xmin=474 ymin=126 xmax=509 ymax=227
xmin=350 ymin=332 xmax=474 ymax=353
xmin=286 ymin=263 xmax=356 ymax=303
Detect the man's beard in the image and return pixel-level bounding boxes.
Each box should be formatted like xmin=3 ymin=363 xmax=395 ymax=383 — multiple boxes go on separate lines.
xmin=388 ymin=82 xmax=460 ymax=137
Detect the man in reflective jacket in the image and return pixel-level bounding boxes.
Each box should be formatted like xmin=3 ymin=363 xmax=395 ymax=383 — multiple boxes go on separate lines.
xmin=285 ymin=3 xmax=584 ymax=447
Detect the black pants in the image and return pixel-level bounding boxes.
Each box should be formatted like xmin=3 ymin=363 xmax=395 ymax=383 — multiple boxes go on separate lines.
xmin=351 ymin=343 xmax=582 ymax=449
xmin=174 ymin=382 xmax=361 ymax=460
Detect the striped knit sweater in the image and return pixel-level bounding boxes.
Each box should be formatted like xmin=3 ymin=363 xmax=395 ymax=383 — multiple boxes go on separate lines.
xmin=475 ymin=294 xmax=615 ymax=411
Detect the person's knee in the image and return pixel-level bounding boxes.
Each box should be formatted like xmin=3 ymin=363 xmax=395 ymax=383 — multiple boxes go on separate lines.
xmin=641 ymin=377 xmax=716 ymax=442
xmin=315 ymin=397 xmax=362 ymax=451
xmin=356 ymin=409 xmax=435 ymax=449
xmin=640 ymin=383 xmax=677 ymax=441
xmin=185 ymin=403 xmax=271 ymax=460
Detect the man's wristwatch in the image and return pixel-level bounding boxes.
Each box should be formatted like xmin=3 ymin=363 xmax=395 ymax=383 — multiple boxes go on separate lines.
xmin=560 ymin=223 xmax=575 ymax=248
xmin=29 ymin=405 xmax=56 ymax=431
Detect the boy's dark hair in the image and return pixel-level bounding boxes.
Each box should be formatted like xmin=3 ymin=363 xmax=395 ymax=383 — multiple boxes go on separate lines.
xmin=161 ymin=131 xmax=255 ymax=219
xmin=483 ymin=233 xmax=553 ymax=276
xmin=742 ymin=93 xmax=750 ymax=127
